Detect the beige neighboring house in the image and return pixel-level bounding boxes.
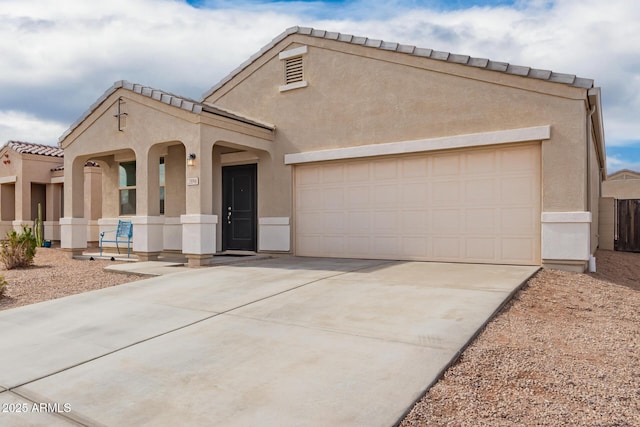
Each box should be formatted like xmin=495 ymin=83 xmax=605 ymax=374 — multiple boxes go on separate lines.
xmin=59 ymin=27 xmax=606 ymax=271
xmin=599 ymin=169 xmax=640 ymax=251
xmin=0 ymin=141 xmax=102 ymax=243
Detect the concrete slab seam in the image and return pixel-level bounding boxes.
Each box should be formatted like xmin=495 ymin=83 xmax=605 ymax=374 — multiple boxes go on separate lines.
xmin=390 ymin=266 xmax=542 ymax=427
xmin=223 ymin=311 xmax=460 ymax=351
xmin=4 ymin=260 xmax=393 ymax=395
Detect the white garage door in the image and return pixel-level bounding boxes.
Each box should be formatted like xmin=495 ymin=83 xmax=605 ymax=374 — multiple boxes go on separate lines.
xmin=294 ymin=143 xmax=541 ymax=265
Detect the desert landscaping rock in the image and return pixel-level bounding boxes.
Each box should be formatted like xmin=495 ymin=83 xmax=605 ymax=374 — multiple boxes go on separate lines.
xmin=401 ymin=249 xmax=640 ymax=426
xmin=0 ymin=248 xmax=638 ymax=425
xmin=0 ymin=248 xmax=144 ymax=311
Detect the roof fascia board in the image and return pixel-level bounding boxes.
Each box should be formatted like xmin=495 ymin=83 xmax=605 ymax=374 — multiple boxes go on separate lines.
xmin=285 ymin=125 xmax=551 ymax=165
xmin=588 ymin=87 xmax=607 ymax=175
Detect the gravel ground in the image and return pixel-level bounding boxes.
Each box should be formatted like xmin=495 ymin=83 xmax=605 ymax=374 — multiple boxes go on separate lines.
xmin=0 ymin=247 xmax=144 ymax=311
xmin=0 ymin=248 xmax=638 ymax=425
xmin=401 ymin=249 xmax=640 ymax=426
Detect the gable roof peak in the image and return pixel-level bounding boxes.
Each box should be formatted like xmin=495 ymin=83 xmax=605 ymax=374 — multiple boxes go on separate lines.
xmin=203 ymin=26 xmax=594 ymax=100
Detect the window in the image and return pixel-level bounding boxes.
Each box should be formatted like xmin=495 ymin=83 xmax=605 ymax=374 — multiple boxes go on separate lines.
xmin=279 ymin=46 xmax=308 ymax=92
xmin=119 ymin=161 xmax=136 ymax=215
xmin=118 ymin=159 xmax=165 ymax=216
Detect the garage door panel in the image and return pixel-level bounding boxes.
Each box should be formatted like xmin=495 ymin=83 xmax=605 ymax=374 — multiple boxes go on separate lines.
xmin=372 ymin=184 xmax=399 ymax=207
xmin=401 ymin=237 xmax=428 ymax=257
xmin=466 ymin=178 xmax=497 ymax=203
xmin=347 ymin=236 xmax=371 ymax=256
xmin=401 ymin=211 xmax=427 ymax=234
xmin=501 ymin=177 xmax=535 ymax=204
xmin=432 ymin=209 xmax=461 ymax=234
xmin=322 ymin=187 xmax=345 ymax=210
xmin=402 ymin=182 xmax=428 ymax=206
xmin=466 ymin=238 xmax=497 ymax=261
xmin=432 ymin=181 xmax=460 ymax=204
xmin=323 ymin=212 xmax=345 ymax=234
xmin=465 ymin=208 xmax=497 ymax=234
xmin=321 ymin=164 xmax=345 ymax=183
xmin=466 ymin=150 xmax=496 ymax=174
xmin=501 ymin=207 xmax=536 ymax=234
xmin=501 ymin=147 xmax=537 ymax=172
xmin=501 ymin=238 xmax=536 ymax=263
xmin=431 ymin=237 xmax=462 ymax=259
xmin=346 ymin=162 xmax=370 ymax=181
xmin=432 ymin=154 xmax=460 ymax=176
xmin=348 ymin=212 xmax=371 ymax=234
xmin=373 ymin=211 xmax=400 ymax=233
xmin=402 ymin=157 xmax=429 ymax=178
xmin=374 ymin=159 xmax=398 ymax=179
xmin=295 ymin=144 xmax=540 ymax=265
xmin=373 ymin=236 xmax=400 ymax=256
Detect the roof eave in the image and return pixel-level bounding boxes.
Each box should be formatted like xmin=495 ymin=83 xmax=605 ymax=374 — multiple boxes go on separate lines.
xmin=202 ymin=26 xmax=595 ymax=101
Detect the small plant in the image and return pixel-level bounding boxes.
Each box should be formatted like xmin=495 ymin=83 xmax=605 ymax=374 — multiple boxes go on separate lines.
xmin=0 ymin=226 xmax=37 ymax=269
xmin=0 ymin=275 xmax=7 ymax=298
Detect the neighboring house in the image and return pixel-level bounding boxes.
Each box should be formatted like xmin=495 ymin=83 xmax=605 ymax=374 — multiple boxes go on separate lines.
xmin=0 ymin=141 xmax=101 ymax=242
xmin=599 ymin=169 xmax=640 ymax=251
xmin=59 ymin=26 xmax=606 ymax=271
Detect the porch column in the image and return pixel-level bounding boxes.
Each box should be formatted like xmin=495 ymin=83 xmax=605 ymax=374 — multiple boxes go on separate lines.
xmin=132 ymin=146 xmax=165 ymax=260
xmin=60 ymin=156 xmax=88 ymax=257
xmin=181 ymin=139 xmax=216 ymax=266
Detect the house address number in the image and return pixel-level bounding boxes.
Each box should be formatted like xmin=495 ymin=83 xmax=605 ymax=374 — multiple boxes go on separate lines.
xmin=187 ymin=177 xmax=199 ymax=186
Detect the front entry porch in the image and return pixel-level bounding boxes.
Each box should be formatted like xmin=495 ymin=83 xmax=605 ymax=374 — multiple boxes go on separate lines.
xmin=58 ymin=81 xmax=275 ymax=266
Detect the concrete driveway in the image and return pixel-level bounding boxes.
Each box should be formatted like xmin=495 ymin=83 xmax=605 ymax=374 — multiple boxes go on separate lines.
xmin=0 ymin=257 xmax=538 ymax=426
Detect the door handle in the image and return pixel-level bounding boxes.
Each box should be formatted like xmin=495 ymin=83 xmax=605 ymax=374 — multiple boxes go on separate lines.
xmin=227 ymin=211 xmax=232 ymax=224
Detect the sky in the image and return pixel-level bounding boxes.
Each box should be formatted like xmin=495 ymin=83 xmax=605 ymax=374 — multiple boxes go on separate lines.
xmin=1 ymin=0 xmax=639 ymax=172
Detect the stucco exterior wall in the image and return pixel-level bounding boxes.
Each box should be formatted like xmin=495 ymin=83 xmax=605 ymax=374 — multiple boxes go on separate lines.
xmin=602 ymin=179 xmax=640 ymax=199
xmin=598 ymin=197 xmax=615 ymax=251
xmin=206 ymin=36 xmax=591 ymax=218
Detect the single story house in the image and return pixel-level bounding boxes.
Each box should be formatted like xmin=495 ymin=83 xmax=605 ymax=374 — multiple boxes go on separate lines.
xmin=599 ymin=170 xmax=640 ymax=251
xmin=0 ymin=141 xmax=101 ymax=242
xmin=59 ymin=26 xmax=606 ymax=271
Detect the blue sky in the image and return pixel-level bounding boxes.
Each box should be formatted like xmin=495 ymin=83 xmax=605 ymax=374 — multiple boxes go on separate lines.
xmin=1 ymin=0 xmax=639 ymax=172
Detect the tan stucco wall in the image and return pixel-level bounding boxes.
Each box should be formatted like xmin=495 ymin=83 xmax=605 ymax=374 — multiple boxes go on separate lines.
xmin=206 ymin=35 xmax=592 ymax=220
xmin=598 ymin=197 xmax=615 ymax=251
xmin=589 ymin=128 xmax=602 ymax=254
xmin=602 ymin=179 xmax=640 ymax=199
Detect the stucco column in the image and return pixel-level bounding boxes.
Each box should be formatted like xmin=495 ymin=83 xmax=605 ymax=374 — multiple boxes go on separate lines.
xmin=180 ymin=139 xmax=216 ymax=265
xmin=60 ymin=156 xmax=88 ymax=257
xmin=131 ymin=146 xmax=164 ymax=260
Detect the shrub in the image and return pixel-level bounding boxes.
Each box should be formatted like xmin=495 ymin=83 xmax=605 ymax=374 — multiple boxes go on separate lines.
xmin=1 ymin=226 xmax=37 ymax=269
xmin=0 ymin=275 xmax=6 ymax=298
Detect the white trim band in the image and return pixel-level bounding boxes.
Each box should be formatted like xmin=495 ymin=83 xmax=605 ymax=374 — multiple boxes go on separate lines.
xmin=285 ymin=125 xmax=551 ymax=165
xmin=279 ymin=46 xmax=308 ymax=60
xmin=542 ymin=212 xmax=592 ymax=223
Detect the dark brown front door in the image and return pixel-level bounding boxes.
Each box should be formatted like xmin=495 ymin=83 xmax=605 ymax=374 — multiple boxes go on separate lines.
xmin=222 ymin=164 xmax=257 ymax=251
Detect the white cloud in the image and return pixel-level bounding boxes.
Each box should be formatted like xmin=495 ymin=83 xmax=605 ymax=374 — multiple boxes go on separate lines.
xmin=606 ymin=153 xmax=640 ymax=173
xmin=0 ymin=0 xmax=639 ymax=154
xmin=0 ymin=111 xmax=67 ymax=145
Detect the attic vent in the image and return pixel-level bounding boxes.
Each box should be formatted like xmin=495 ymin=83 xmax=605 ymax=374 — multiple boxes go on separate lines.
xmin=279 ymin=45 xmax=308 ymax=92
xmin=285 ymin=56 xmax=304 ymax=85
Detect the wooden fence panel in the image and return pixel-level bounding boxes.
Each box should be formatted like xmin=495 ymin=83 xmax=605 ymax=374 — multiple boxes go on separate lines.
xmin=615 ymin=199 xmax=640 ymax=252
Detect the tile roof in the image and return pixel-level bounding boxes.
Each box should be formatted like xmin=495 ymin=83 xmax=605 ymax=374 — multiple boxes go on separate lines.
xmin=5 ymin=141 xmax=64 ymax=157
xmin=202 ymin=26 xmax=594 ymax=99
xmin=59 ymin=80 xmax=274 ymax=143
xmin=50 ymin=161 xmax=99 ymax=172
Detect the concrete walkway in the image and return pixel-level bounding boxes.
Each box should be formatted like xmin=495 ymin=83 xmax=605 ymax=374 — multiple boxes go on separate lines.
xmin=0 ymin=257 xmax=538 ymax=426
